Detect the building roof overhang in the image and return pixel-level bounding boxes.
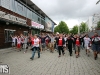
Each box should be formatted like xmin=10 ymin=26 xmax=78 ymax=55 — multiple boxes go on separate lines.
xmin=17 ymin=0 xmax=57 ymax=25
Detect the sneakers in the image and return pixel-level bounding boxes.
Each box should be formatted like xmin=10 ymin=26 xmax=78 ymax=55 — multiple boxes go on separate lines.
xmin=58 ymin=55 xmax=61 ymax=57
xmin=30 ymin=57 xmax=33 ymax=60
xmin=94 ymin=54 xmax=98 ymax=60
xmin=38 ymin=56 xmax=40 ymax=58
xmin=76 ymin=55 xmax=78 ymax=58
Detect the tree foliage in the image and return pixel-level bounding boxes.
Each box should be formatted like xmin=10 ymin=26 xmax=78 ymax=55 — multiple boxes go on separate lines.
xmin=54 ymin=21 xmax=69 ymax=33
xmin=54 ymin=26 xmax=59 ymax=33
xmin=70 ymin=25 xmax=78 ymax=34
xmin=79 ymin=22 xmax=88 ymax=33
xmin=97 ymin=21 xmax=100 ymax=28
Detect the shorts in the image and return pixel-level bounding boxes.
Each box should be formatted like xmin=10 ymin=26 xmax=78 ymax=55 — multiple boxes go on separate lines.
xmin=12 ymin=42 xmax=15 ymax=47
xmin=85 ymin=44 xmax=90 ymax=50
xmin=92 ymin=44 xmax=100 ymax=52
xmin=49 ymin=42 xmax=54 ymax=48
xmin=41 ymin=43 xmax=45 ymax=48
xmin=75 ymin=45 xmax=80 ymax=52
xmin=17 ymin=44 xmax=21 ymax=48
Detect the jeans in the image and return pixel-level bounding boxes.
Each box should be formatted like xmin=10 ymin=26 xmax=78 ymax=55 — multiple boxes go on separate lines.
xmin=68 ymin=45 xmax=72 ymax=55
xmin=31 ymin=47 xmax=40 ymax=59
xmin=58 ymin=46 xmax=64 ymax=55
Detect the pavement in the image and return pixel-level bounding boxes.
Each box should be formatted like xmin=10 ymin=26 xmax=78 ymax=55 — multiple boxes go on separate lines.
xmin=0 ymin=48 xmax=100 ymax=75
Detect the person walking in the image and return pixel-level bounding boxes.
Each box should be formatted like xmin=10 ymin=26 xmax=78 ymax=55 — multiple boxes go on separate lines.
xmin=73 ymin=35 xmax=77 ymax=54
xmin=84 ymin=34 xmax=91 ymax=56
xmin=17 ymin=36 xmax=21 ymax=51
xmin=23 ymin=36 xmax=28 ymax=53
xmin=56 ymin=34 xmax=65 ymax=57
xmin=11 ymin=35 xmax=16 ymax=49
xmin=92 ymin=32 xmax=100 ymax=60
xmin=30 ymin=34 xmax=40 ymax=60
xmin=75 ymin=35 xmax=81 ymax=58
xmin=49 ymin=34 xmax=55 ymax=53
xmin=67 ymin=35 xmax=74 ymax=56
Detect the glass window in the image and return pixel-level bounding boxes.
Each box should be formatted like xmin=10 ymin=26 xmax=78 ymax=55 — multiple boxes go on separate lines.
xmin=4 ymin=29 xmax=16 ymax=42
xmin=32 ymin=12 xmax=39 ymax=22
xmin=10 ymin=0 xmax=14 ymax=11
xmin=32 ymin=30 xmax=35 ymax=35
xmin=1 ymin=0 xmax=10 ymax=9
xmin=23 ymin=6 xmax=27 ymax=17
xmin=27 ymin=9 xmax=32 ymax=19
xmin=23 ymin=31 xmax=28 ymax=36
xmin=17 ymin=2 xmax=23 ymax=15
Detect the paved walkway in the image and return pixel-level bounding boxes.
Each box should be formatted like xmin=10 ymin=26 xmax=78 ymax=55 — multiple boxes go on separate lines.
xmin=0 ymin=48 xmax=100 ymax=75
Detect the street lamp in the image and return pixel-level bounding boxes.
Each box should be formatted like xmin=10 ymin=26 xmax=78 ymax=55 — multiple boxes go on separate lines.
xmin=96 ymin=0 xmax=100 ymax=4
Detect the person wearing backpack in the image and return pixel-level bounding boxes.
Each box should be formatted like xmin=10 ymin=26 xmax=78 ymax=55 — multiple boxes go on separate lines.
xmin=92 ymin=32 xmax=100 ymax=60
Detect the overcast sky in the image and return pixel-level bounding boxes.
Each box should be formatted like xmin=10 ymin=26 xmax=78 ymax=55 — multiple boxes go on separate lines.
xmin=31 ymin=0 xmax=100 ymax=28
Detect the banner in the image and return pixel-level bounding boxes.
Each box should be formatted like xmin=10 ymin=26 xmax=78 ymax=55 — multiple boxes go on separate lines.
xmin=45 ymin=17 xmax=53 ymax=31
xmin=0 ymin=11 xmax=26 ymax=24
xmin=31 ymin=21 xmax=44 ymax=29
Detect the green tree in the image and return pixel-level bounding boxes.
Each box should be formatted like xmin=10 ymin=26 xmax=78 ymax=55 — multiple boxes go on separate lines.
xmin=54 ymin=21 xmax=69 ymax=33
xmin=70 ymin=25 xmax=78 ymax=34
xmin=80 ymin=22 xmax=88 ymax=33
xmin=72 ymin=25 xmax=78 ymax=34
xmin=54 ymin=26 xmax=59 ymax=33
xmin=97 ymin=21 xmax=100 ymax=28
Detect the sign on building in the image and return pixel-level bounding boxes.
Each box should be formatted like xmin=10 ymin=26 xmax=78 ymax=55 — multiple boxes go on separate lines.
xmin=0 ymin=11 xmax=26 ymax=25
xmin=31 ymin=21 xmax=44 ymax=29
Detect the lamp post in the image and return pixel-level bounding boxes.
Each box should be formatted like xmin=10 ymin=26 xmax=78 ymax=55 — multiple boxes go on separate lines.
xmin=96 ymin=0 xmax=100 ymax=4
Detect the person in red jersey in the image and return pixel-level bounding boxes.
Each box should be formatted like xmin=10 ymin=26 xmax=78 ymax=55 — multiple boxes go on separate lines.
xmin=75 ymin=35 xmax=81 ymax=58
xmin=17 ymin=36 xmax=21 ymax=51
xmin=56 ymin=34 xmax=65 ymax=57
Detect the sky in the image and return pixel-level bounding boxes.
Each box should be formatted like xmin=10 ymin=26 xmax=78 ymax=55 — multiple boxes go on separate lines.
xmin=31 ymin=0 xmax=100 ymax=28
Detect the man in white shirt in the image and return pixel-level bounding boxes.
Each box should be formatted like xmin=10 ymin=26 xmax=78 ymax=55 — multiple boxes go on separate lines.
xmin=11 ymin=36 xmax=16 ymax=49
xmin=84 ymin=34 xmax=91 ymax=56
xmin=30 ymin=34 xmax=40 ymax=60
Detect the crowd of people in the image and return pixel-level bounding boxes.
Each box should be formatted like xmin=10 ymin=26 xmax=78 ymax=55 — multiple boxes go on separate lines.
xmin=11 ymin=32 xmax=100 ymax=60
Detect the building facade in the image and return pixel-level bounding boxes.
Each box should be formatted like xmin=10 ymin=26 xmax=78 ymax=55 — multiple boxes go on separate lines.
xmin=86 ymin=14 xmax=100 ymax=31
xmin=0 ymin=0 xmax=56 ymax=48
xmin=86 ymin=16 xmax=93 ymax=31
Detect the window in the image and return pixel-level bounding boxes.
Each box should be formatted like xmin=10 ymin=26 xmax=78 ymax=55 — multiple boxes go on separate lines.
xmin=27 ymin=9 xmax=32 ymax=19
xmin=1 ymin=0 xmax=10 ymax=9
xmin=23 ymin=31 xmax=28 ymax=36
xmin=4 ymin=29 xmax=16 ymax=42
xmin=32 ymin=12 xmax=39 ymax=22
xmin=17 ymin=2 xmax=23 ymax=15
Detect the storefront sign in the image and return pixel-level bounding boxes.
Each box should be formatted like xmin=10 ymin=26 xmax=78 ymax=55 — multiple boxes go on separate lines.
xmin=31 ymin=21 xmax=44 ymax=29
xmin=0 ymin=11 xmax=26 ymax=24
xmin=45 ymin=17 xmax=53 ymax=31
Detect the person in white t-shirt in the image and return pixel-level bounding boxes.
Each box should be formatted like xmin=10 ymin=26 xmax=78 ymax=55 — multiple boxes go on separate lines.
xmin=84 ymin=34 xmax=91 ymax=56
xmin=11 ymin=35 xmax=16 ymax=48
xmin=30 ymin=34 xmax=40 ymax=60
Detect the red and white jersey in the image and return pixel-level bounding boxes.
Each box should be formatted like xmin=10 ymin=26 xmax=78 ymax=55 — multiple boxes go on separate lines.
xmin=31 ymin=37 xmax=34 ymax=46
xmin=17 ymin=38 xmax=21 ymax=44
xmin=21 ymin=36 xmax=24 ymax=43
